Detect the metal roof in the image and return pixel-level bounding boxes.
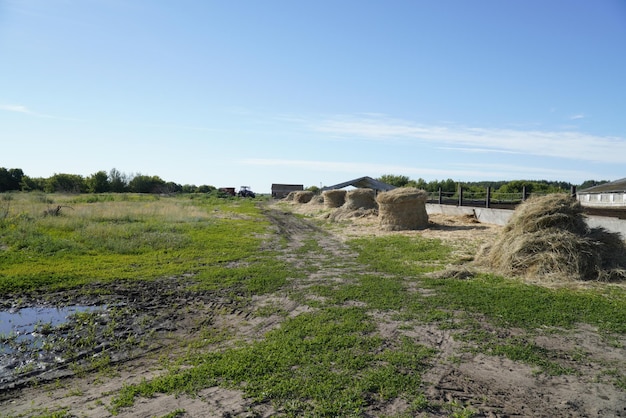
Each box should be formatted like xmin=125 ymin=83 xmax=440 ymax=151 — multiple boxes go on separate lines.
xmin=321 ymin=176 xmax=396 ymax=192
xmin=579 ymin=178 xmax=626 ymax=193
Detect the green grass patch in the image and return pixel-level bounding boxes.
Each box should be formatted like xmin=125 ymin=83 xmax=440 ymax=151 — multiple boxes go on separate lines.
xmin=111 ymin=307 xmax=434 ymax=416
xmin=0 ymin=194 xmax=271 ymax=294
xmin=423 ymin=274 xmax=626 ymax=333
xmin=347 ymin=234 xmax=626 ymax=377
xmin=349 ymin=235 xmax=626 ymax=334
xmin=309 ymin=274 xmax=411 ymax=310
xmin=348 ymin=235 xmax=452 ymax=275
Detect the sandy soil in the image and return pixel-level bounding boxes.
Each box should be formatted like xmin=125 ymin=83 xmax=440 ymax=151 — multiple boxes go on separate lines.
xmin=2 ymin=200 xmax=625 ymax=417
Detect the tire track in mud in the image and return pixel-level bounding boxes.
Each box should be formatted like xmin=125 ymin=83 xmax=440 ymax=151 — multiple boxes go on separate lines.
xmin=0 ymin=206 xmax=366 ymax=417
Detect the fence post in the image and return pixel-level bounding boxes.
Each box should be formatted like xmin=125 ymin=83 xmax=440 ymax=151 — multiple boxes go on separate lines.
xmin=522 ymin=186 xmax=528 ymax=201
xmin=486 ymin=186 xmax=491 ymax=208
xmin=438 ymin=187 xmax=442 ymax=204
xmin=571 ymin=185 xmax=577 ymax=199
xmin=458 ymin=186 xmax=463 ymax=206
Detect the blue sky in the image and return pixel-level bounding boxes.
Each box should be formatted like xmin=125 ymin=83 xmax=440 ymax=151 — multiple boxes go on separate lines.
xmin=1 ymin=0 xmax=625 ymax=193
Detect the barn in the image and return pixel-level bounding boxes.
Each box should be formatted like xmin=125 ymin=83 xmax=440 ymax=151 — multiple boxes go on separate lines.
xmin=272 ymin=183 xmax=304 ymax=199
xmin=577 ymin=178 xmax=626 ymax=208
xmin=321 ymin=176 xmax=396 ymax=193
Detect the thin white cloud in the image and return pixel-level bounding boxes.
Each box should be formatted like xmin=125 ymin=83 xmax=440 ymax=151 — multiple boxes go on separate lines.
xmin=437 ymin=147 xmax=520 ymax=155
xmin=312 ymin=115 xmax=626 ymax=164
xmin=569 ymin=114 xmax=585 ymax=120
xmin=240 ymin=158 xmax=590 ymax=182
xmin=0 ymin=103 xmax=81 ymax=121
xmin=1 ymin=104 xmax=33 ymax=114
xmin=0 ymin=104 xmax=53 ymax=118
xmin=241 ymin=158 xmax=395 ymax=174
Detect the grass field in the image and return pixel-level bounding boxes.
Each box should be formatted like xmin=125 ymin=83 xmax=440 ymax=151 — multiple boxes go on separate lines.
xmin=1 ymin=193 xmax=625 ymax=417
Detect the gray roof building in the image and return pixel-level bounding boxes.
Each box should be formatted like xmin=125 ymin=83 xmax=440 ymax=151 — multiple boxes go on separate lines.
xmin=577 ymin=178 xmax=626 ymax=208
xmin=321 ymin=176 xmax=396 ymax=192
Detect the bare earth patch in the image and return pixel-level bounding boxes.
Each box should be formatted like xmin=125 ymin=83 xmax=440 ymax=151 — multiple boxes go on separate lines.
xmin=2 ymin=200 xmax=625 ymax=417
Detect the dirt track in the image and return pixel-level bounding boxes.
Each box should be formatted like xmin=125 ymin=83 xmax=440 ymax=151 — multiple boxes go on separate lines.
xmin=2 ymin=203 xmax=626 ymax=417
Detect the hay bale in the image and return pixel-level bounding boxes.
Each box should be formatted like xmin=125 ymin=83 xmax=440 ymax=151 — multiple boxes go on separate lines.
xmin=376 ymin=187 xmax=429 ymax=231
xmin=293 ymin=191 xmax=314 ymax=204
xmin=501 ymin=193 xmax=587 ymax=234
xmin=323 ymin=189 xmax=346 ymax=208
xmin=478 ymin=194 xmax=626 ymax=281
xmin=284 ymin=191 xmax=297 ymax=201
xmin=344 ymin=188 xmax=377 ymax=210
xmin=308 ymin=194 xmax=324 ymax=205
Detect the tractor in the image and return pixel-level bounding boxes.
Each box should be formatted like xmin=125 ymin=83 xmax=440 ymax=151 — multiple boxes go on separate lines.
xmin=238 ymin=186 xmax=256 ymax=198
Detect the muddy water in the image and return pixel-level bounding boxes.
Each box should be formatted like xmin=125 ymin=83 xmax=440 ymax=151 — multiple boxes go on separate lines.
xmin=0 ymin=277 xmax=230 ymax=393
xmin=0 ymin=305 xmax=104 ymax=339
xmin=0 ymin=305 xmax=107 ymax=388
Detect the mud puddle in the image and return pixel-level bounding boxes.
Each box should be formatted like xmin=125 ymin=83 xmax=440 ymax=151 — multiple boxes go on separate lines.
xmin=0 ymin=277 xmax=237 ymax=395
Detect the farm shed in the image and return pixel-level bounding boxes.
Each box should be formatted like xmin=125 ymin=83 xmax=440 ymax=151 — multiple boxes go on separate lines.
xmin=577 ymin=178 xmax=626 ymax=208
xmin=321 ymin=176 xmax=396 ymax=193
xmin=272 ymin=183 xmax=304 ymax=199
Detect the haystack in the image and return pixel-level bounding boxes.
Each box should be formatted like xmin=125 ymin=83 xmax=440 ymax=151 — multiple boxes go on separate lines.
xmin=376 ymin=187 xmax=429 ymax=231
xmin=293 ymin=191 xmax=314 ymax=204
xmin=323 ymin=189 xmax=346 ymax=208
xmin=478 ymin=194 xmax=626 ymax=281
xmin=344 ymin=188 xmax=377 ymax=211
xmin=284 ymin=191 xmax=297 ymax=201
xmin=308 ymin=194 xmax=324 ymax=205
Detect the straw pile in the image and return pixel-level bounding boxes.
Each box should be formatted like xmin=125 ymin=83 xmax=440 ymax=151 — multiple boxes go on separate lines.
xmin=284 ymin=191 xmax=297 ymax=201
xmin=323 ymin=189 xmax=346 ymax=208
xmin=478 ymin=194 xmax=626 ymax=281
xmin=293 ymin=191 xmax=314 ymax=204
xmin=329 ymin=207 xmax=378 ymax=222
xmin=344 ymin=188 xmax=377 ymax=210
xmin=308 ymin=194 xmax=324 ymax=205
xmin=376 ymin=187 xmax=429 ymax=231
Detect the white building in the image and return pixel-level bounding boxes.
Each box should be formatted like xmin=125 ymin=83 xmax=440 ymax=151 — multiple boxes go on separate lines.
xmin=577 ymin=178 xmax=626 ymax=208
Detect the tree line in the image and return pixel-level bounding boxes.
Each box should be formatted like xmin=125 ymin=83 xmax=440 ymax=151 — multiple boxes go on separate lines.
xmin=0 ymin=167 xmax=217 ymax=194
xmin=375 ymin=174 xmax=609 ymax=197
xmin=0 ymin=167 xmax=611 ymax=196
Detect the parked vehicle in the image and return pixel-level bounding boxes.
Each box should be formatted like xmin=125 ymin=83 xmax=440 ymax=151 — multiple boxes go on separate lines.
xmin=238 ymin=186 xmax=255 ymax=198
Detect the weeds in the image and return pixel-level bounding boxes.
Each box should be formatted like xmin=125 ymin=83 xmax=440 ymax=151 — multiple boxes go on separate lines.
xmin=3 ymin=195 xmax=625 ymax=417
xmin=0 ymin=194 xmax=268 ymax=294
xmin=112 ymin=306 xmax=434 ymax=415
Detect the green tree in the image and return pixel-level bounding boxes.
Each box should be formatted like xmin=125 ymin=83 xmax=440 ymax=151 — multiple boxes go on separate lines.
xmin=0 ymin=167 xmax=24 ymax=192
xmin=197 ymin=185 xmax=215 ymax=193
xmin=182 ymin=184 xmax=198 ymax=193
xmin=86 ymin=170 xmax=110 ymax=193
xmin=377 ymin=174 xmax=410 ymax=187
xmin=128 ymin=174 xmax=166 ymax=193
xmin=108 ymin=168 xmax=128 ymax=193
xmin=427 ymin=178 xmax=457 ymax=193
xmin=163 ymin=182 xmax=182 ymax=194
xmin=20 ymin=176 xmax=46 ymax=192
xmin=406 ymin=177 xmax=428 ymax=190
xmin=578 ymin=179 xmax=609 ymax=190
xmin=45 ymin=173 xmax=86 ymax=193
